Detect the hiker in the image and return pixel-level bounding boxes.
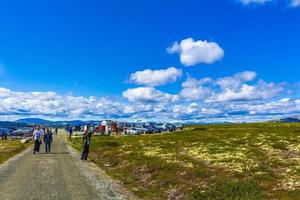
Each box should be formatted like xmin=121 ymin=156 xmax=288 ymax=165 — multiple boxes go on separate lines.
xmin=44 ymin=128 xmax=53 ymax=154
xmin=33 ymin=125 xmax=43 ymax=154
xmin=49 ymin=128 xmax=53 ymax=136
xmin=81 ymin=125 xmax=92 ymax=160
xmin=55 ymin=128 xmax=58 ymax=135
xmin=68 ymin=126 xmax=73 ymax=140
xmin=65 ymin=125 xmax=69 ymax=133
xmin=1 ymin=131 xmax=7 ymax=140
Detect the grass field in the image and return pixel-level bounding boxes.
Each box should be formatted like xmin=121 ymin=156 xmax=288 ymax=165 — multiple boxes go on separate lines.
xmin=0 ymin=140 xmax=31 ymax=164
xmin=70 ymin=123 xmax=300 ymax=200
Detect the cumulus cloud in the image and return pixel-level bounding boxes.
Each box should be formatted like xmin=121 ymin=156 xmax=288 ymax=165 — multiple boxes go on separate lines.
xmin=209 ymin=81 xmax=284 ymax=102
xmin=0 ymin=88 xmax=126 ymax=119
xmin=180 ymin=87 xmax=212 ymax=101
xmin=209 ymin=72 xmax=283 ymax=102
xmin=216 ymin=71 xmax=257 ymax=90
xmin=238 ymin=0 xmax=272 ymax=5
xmin=173 ymin=103 xmax=199 ymax=115
xmin=228 ymin=98 xmax=300 ymax=117
xmin=238 ymin=0 xmax=300 ymax=7
xmin=179 ymin=77 xmax=213 ymax=100
xmin=129 ymin=67 xmax=182 ymax=86
xmin=290 ymin=0 xmax=300 ymax=7
xmin=122 ymin=87 xmax=178 ymax=103
xmin=167 ymin=38 xmax=224 ymax=66
xmin=179 ymin=71 xmax=283 ymax=102
xmin=0 ymin=70 xmax=298 ymax=123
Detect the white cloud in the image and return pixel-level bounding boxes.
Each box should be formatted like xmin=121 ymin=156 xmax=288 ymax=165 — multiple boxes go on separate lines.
xmin=122 ymin=87 xmax=178 ymax=103
xmin=290 ymin=0 xmax=300 ymax=7
xmin=180 ymin=87 xmax=212 ymax=101
xmin=167 ymin=38 xmax=224 ymax=66
xmin=173 ymin=103 xmax=199 ymax=114
xmin=238 ymin=0 xmax=272 ymax=5
xmin=179 ymin=71 xmax=283 ymax=103
xmin=280 ymin=98 xmax=291 ymax=102
xmin=123 ymin=104 xmax=153 ymax=114
xmin=0 ymin=70 xmax=298 ymax=123
xmin=181 ymin=76 xmax=213 ymax=88
xmin=232 ymin=98 xmax=300 ymax=117
xmin=208 ymin=81 xmax=283 ymax=102
xmin=129 ymin=67 xmax=182 ymax=86
xmin=238 ymin=0 xmax=300 ymax=7
xmin=216 ymin=71 xmax=257 ymax=90
xmin=0 ymin=88 xmax=126 ymax=119
xmin=179 ymin=77 xmax=213 ymax=100
xmin=0 ymin=88 xmax=11 ymax=97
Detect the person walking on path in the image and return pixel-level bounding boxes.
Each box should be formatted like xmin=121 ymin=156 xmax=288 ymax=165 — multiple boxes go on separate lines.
xmin=44 ymin=128 xmax=53 ymax=154
xmin=81 ymin=125 xmax=92 ymax=160
xmin=33 ymin=125 xmax=43 ymax=154
xmin=68 ymin=126 xmax=73 ymax=141
xmin=55 ymin=128 xmax=58 ymax=135
xmin=1 ymin=131 xmax=7 ymax=140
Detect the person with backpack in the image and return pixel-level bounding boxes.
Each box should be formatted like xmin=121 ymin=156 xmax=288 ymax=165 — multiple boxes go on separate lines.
xmin=81 ymin=125 xmax=92 ymax=160
xmin=33 ymin=125 xmax=43 ymax=154
xmin=44 ymin=128 xmax=53 ymax=154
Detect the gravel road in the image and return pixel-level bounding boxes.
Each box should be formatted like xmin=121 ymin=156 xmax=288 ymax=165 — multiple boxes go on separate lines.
xmin=0 ymin=133 xmax=136 ymax=200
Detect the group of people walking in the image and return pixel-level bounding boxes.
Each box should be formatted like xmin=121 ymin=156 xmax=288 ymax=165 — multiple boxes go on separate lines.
xmin=32 ymin=125 xmax=54 ymax=154
xmin=1 ymin=132 xmax=7 ymax=140
xmin=33 ymin=124 xmax=92 ymax=161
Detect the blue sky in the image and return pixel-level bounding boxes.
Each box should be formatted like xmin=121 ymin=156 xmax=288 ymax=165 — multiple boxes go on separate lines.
xmin=0 ymin=0 xmax=299 ymax=122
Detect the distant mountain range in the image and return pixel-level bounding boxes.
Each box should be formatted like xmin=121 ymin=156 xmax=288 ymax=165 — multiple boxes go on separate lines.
xmin=16 ymin=118 xmax=52 ymax=124
xmin=0 ymin=121 xmax=30 ymax=128
xmin=277 ymin=116 xmax=300 ymax=123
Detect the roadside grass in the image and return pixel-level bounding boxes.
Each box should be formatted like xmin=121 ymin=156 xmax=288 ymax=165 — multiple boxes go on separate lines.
xmin=70 ymin=123 xmax=300 ymax=200
xmin=0 ymin=140 xmax=30 ymax=164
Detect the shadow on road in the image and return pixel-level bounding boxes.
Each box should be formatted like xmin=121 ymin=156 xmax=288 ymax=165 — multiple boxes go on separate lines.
xmin=38 ymin=152 xmax=70 ymax=155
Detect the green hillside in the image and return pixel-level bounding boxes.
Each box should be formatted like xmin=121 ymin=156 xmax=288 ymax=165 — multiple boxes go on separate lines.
xmin=70 ymin=123 xmax=300 ymax=200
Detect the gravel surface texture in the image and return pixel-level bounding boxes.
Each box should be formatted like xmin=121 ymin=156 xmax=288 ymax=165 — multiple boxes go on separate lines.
xmin=0 ymin=134 xmax=137 ymax=200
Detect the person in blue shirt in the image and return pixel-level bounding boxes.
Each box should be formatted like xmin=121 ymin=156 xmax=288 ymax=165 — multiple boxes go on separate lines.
xmin=68 ymin=126 xmax=73 ymax=141
xmin=44 ymin=128 xmax=53 ymax=154
xmin=1 ymin=131 xmax=7 ymax=140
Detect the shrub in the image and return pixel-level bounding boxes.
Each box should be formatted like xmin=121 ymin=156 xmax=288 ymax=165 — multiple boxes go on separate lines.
xmin=189 ymin=178 xmax=264 ymax=200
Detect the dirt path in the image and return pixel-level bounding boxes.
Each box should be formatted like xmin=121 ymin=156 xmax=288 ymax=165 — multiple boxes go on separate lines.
xmin=0 ymin=133 xmax=136 ymax=200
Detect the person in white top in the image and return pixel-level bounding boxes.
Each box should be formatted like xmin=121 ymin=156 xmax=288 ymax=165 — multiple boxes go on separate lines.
xmin=33 ymin=125 xmax=43 ymax=154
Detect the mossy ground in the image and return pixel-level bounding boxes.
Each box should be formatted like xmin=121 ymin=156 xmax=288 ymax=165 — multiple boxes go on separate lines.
xmin=70 ymin=123 xmax=300 ymax=200
xmin=0 ymin=140 xmax=30 ymax=164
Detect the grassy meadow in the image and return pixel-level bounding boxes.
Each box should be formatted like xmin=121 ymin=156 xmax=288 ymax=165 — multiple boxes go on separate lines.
xmin=0 ymin=140 xmax=30 ymax=164
xmin=70 ymin=123 xmax=300 ymax=200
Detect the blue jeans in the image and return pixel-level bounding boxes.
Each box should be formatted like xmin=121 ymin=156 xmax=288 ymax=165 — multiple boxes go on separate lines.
xmin=81 ymin=144 xmax=89 ymax=160
xmin=45 ymin=142 xmax=51 ymax=153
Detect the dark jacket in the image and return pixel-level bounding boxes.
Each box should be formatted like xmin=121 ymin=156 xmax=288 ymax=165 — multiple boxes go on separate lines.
xmin=82 ymin=132 xmax=91 ymax=146
xmin=44 ymin=133 xmax=53 ymax=144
